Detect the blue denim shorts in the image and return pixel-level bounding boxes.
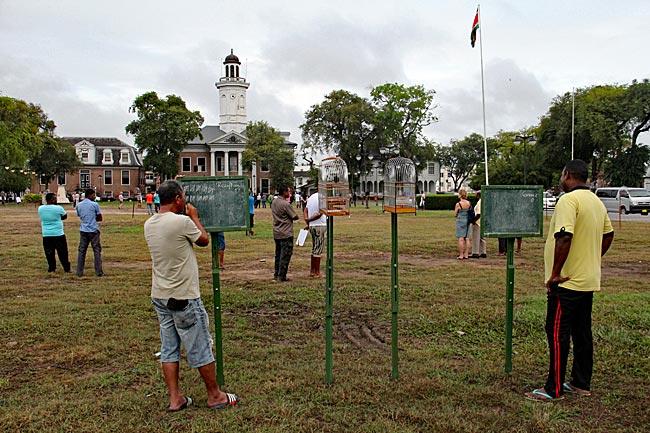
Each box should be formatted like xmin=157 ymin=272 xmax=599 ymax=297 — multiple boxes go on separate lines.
xmin=152 ymin=297 xmax=215 ymax=368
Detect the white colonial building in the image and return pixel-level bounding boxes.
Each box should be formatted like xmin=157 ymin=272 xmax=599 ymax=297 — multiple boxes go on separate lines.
xmin=179 ymin=49 xmax=295 ymax=194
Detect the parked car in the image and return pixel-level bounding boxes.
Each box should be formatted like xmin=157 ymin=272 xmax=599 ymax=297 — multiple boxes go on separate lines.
xmin=595 ymin=187 xmax=650 ymax=215
xmin=543 ymin=192 xmax=556 ymax=209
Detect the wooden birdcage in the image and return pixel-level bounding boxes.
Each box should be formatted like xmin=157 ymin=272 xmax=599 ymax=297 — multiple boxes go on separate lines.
xmin=318 ymin=157 xmax=350 ymax=216
xmin=383 ymin=157 xmax=417 ymax=214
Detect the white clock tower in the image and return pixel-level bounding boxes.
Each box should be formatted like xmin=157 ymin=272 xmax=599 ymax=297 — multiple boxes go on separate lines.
xmin=216 ymin=49 xmax=249 ymax=133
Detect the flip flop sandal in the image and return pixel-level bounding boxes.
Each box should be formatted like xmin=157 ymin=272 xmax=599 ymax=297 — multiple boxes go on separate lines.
xmin=166 ymin=396 xmax=193 ymax=412
xmin=524 ymin=388 xmax=563 ymax=402
xmin=209 ymin=392 xmax=239 ymax=409
xmin=563 ymin=382 xmax=591 ymax=396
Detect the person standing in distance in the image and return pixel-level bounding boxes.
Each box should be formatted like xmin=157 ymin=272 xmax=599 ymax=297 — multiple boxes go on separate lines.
xmin=271 ymin=185 xmax=298 ymax=281
xmin=303 ymin=191 xmax=326 ymax=277
xmin=248 ymin=191 xmax=255 ymax=236
xmin=525 ymin=160 xmax=614 ymax=402
xmin=144 ymin=180 xmax=238 ymax=411
xmin=76 ymin=189 xmax=105 ymax=277
xmin=38 ymin=192 xmax=72 ymax=273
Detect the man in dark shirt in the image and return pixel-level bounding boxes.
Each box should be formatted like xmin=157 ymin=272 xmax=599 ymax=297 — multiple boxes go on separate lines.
xmin=270 ymin=185 xmax=298 ymax=281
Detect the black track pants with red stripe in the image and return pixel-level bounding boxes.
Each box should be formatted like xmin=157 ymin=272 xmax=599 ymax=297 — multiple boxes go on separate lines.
xmin=544 ymin=286 xmax=594 ymax=398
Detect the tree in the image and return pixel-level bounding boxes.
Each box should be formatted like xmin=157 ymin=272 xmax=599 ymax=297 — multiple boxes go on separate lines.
xmin=29 ymin=135 xmax=81 ymax=188
xmin=125 ymin=92 xmax=203 ymax=180
xmin=624 ymin=79 xmax=650 ymax=147
xmin=243 ymin=121 xmax=294 ymax=191
xmin=438 ymin=133 xmax=486 ymax=191
xmin=605 ymin=143 xmax=650 ymax=187
xmin=370 ymin=83 xmax=438 ymax=172
xmin=0 ymin=96 xmax=55 ymax=168
xmin=0 ymin=96 xmax=79 ymax=192
xmin=300 ymin=90 xmax=376 ymax=176
xmin=470 ymin=130 xmax=553 ymax=189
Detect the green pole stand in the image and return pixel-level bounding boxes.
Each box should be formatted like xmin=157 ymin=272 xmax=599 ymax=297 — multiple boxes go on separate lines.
xmin=211 ymin=233 xmax=225 ymax=386
xmin=391 ymin=213 xmax=399 ymax=380
xmin=504 ymin=237 xmax=515 ymax=373
xmin=325 ymin=217 xmax=334 ymax=384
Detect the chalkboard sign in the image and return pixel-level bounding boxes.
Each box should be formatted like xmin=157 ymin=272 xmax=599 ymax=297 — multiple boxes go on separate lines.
xmin=180 ymin=176 xmax=249 ymax=232
xmin=481 ymin=185 xmax=543 ymax=238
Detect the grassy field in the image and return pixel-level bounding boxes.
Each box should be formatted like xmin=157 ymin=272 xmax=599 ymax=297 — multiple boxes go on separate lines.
xmin=0 ymin=202 xmax=648 ymax=433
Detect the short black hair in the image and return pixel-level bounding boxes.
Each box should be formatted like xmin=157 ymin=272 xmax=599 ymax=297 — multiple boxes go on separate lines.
xmin=277 ymin=185 xmax=289 ymax=195
xmin=564 ymin=159 xmax=588 ymax=182
xmin=85 ymin=188 xmax=96 ymax=197
xmin=45 ymin=192 xmax=56 ymax=203
xmin=158 ymin=180 xmax=183 ymax=205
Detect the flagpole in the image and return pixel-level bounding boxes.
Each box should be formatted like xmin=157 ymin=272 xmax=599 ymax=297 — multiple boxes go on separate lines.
xmin=571 ymin=87 xmax=575 ymax=160
xmin=478 ymin=4 xmax=489 ymax=185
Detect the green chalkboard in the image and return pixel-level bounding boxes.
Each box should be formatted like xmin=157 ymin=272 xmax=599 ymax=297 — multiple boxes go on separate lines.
xmin=481 ymin=185 xmax=543 ymax=238
xmin=180 ymin=176 xmax=249 ymax=232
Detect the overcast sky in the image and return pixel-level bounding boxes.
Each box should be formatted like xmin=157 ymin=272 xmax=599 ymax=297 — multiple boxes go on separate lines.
xmin=1 ymin=0 xmax=648 ymax=157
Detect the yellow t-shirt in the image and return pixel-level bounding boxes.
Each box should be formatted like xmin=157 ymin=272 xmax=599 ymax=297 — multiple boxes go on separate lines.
xmin=144 ymin=212 xmax=202 ymax=299
xmin=544 ymin=188 xmax=613 ymax=292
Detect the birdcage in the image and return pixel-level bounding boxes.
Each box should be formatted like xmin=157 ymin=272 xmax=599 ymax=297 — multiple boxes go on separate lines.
xmin=383 ymin=157 xmax=417 ymax=214
xmin=318 ymin=157 xmax=350 ymax=216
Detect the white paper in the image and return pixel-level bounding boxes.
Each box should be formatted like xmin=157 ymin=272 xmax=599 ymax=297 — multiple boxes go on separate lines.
xmin=296 ymin=228 xmax=308 ymax=246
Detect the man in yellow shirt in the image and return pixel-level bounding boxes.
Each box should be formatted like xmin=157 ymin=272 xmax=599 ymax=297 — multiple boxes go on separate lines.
xmin=526 ymin=160 xmax=614 ymax=402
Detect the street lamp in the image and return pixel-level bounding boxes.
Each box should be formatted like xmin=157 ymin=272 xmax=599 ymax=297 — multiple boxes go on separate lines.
xmin=98 ymin=174 xmax=103 ymax=196
xmin=514 ymin=134 xmax=536 ymax=185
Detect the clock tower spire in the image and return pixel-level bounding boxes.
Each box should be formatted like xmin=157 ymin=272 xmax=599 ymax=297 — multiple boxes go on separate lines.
xmin=216 ymin=49 xmax=249 ymax=133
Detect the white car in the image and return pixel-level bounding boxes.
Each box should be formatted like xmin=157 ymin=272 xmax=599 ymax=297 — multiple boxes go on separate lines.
xmin=543 ymin=192 xmax=556 ymax=209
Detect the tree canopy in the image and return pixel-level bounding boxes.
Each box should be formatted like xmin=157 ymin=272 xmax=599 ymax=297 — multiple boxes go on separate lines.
xmin=125 ymin=92 xmax=204 ymax=180
xmin=300 ymin=83 xmax=438 ymax=176
xmin=243 ymin=121 xmax=294 ymax=191
xmin=0 ymin=96 xmax=80 ymax=192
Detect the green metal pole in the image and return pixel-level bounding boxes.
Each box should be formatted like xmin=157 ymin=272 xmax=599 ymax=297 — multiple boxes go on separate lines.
xmin=391 ymin=212 xmax=399 ymax=380
xmin=211 ymin=233 xmax=225 ymax=386
xmin=504 ymin=237 xmax=515 ymax=373
xmin=325 ymin=216 xmax=334 ymax=384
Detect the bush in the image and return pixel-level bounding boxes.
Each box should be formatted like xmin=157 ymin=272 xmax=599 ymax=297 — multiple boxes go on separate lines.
xmin=23 ymin=193 xmax=43 ymax=204
xmin=423 ymin=194 xmax=476 ymax=210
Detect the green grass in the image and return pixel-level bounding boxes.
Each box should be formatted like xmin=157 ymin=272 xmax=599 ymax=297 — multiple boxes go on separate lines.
xmin=0 ymin=205 xmax=649 ymax=432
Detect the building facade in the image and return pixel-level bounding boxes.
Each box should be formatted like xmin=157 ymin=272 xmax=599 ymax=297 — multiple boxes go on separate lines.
xmin=178 ymin=49 xmax=295 ymax=194
xmin=30 ymin=137 xmax=145 ymax=200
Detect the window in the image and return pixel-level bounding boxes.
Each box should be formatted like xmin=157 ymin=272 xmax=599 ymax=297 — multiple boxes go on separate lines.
xmin=182 ymin=157 xmax=191 ymax=172
xmin=260 ymin=160 xmax=269 ymax=172
xmin=80 ymin=170 xmax=90 ymax=188
xmin=103 ymin=150 xmax=112 ymax=164
xmin=145 ymin=173 xmax=155 ymax=181
xmin=81 ymin=150 xmax=89 ymax=162
xmin=229 ymin=155 xmax=238 ymax=172
xmin=121 ymin=170 xmax=130 ymax=185
xmin=197 ymin=157 xmax=206 ymax=172
xmin=120 ymin=150 xmax=130 ymax=164
xmin=217 ymin=157 xmax=223 ymax=172
xmin=39 ymin=175 xmax=46 ymax=185
xmin=261 ymin=179 xmax=269 ymax=194
xmin=104 ymin=170 xmax=113 ymax=185
xmin=428 ymin=163 xmax=436 ymax=175
xmin=121 ymin=191 xmax=130 ymax=199
xmin=104 ymin=191 xmax=113 ymax=198
xmin=57 ymin=173 xmax=65 ymax=185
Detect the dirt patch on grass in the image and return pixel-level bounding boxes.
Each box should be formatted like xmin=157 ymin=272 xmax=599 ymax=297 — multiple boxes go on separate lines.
xmin=602 ymin=261 xmax=650 ymax=278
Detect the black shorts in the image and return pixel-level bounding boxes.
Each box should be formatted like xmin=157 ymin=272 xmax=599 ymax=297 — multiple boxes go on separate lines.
xmin=249 ymin=214 xmax=254 ymax=228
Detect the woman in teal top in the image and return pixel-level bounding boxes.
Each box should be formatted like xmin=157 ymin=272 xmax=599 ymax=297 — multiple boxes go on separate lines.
xmin=454 ymin=189 xmax=471 ymax=259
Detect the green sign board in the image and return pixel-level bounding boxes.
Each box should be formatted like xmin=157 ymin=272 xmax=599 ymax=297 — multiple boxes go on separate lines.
xmin=180 ymin=176 xmax=249 ymax=232
xmin=481 ymin=185 xmax=544 ymax=238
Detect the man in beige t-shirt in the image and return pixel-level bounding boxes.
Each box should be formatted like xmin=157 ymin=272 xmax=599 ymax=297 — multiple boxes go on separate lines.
xmin=144 ymin=180 xmax=238 ymax=412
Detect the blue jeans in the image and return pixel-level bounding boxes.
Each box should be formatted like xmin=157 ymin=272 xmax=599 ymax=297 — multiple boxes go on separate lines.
xmin=151 ymin=297 xmax=215 ymax=368
xmin=77 ymin=231 xmax=103 ymax=276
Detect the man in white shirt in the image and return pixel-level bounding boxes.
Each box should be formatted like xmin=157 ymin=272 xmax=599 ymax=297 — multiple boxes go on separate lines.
xmin=303 ymin=191 xmax=327 ymax=277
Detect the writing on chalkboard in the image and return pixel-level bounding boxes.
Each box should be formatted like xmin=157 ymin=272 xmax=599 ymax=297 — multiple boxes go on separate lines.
xmin=481 ymin=186 xmax=543 ymax=238
xmin=180 ymin=176 xmax=249 ymax=232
